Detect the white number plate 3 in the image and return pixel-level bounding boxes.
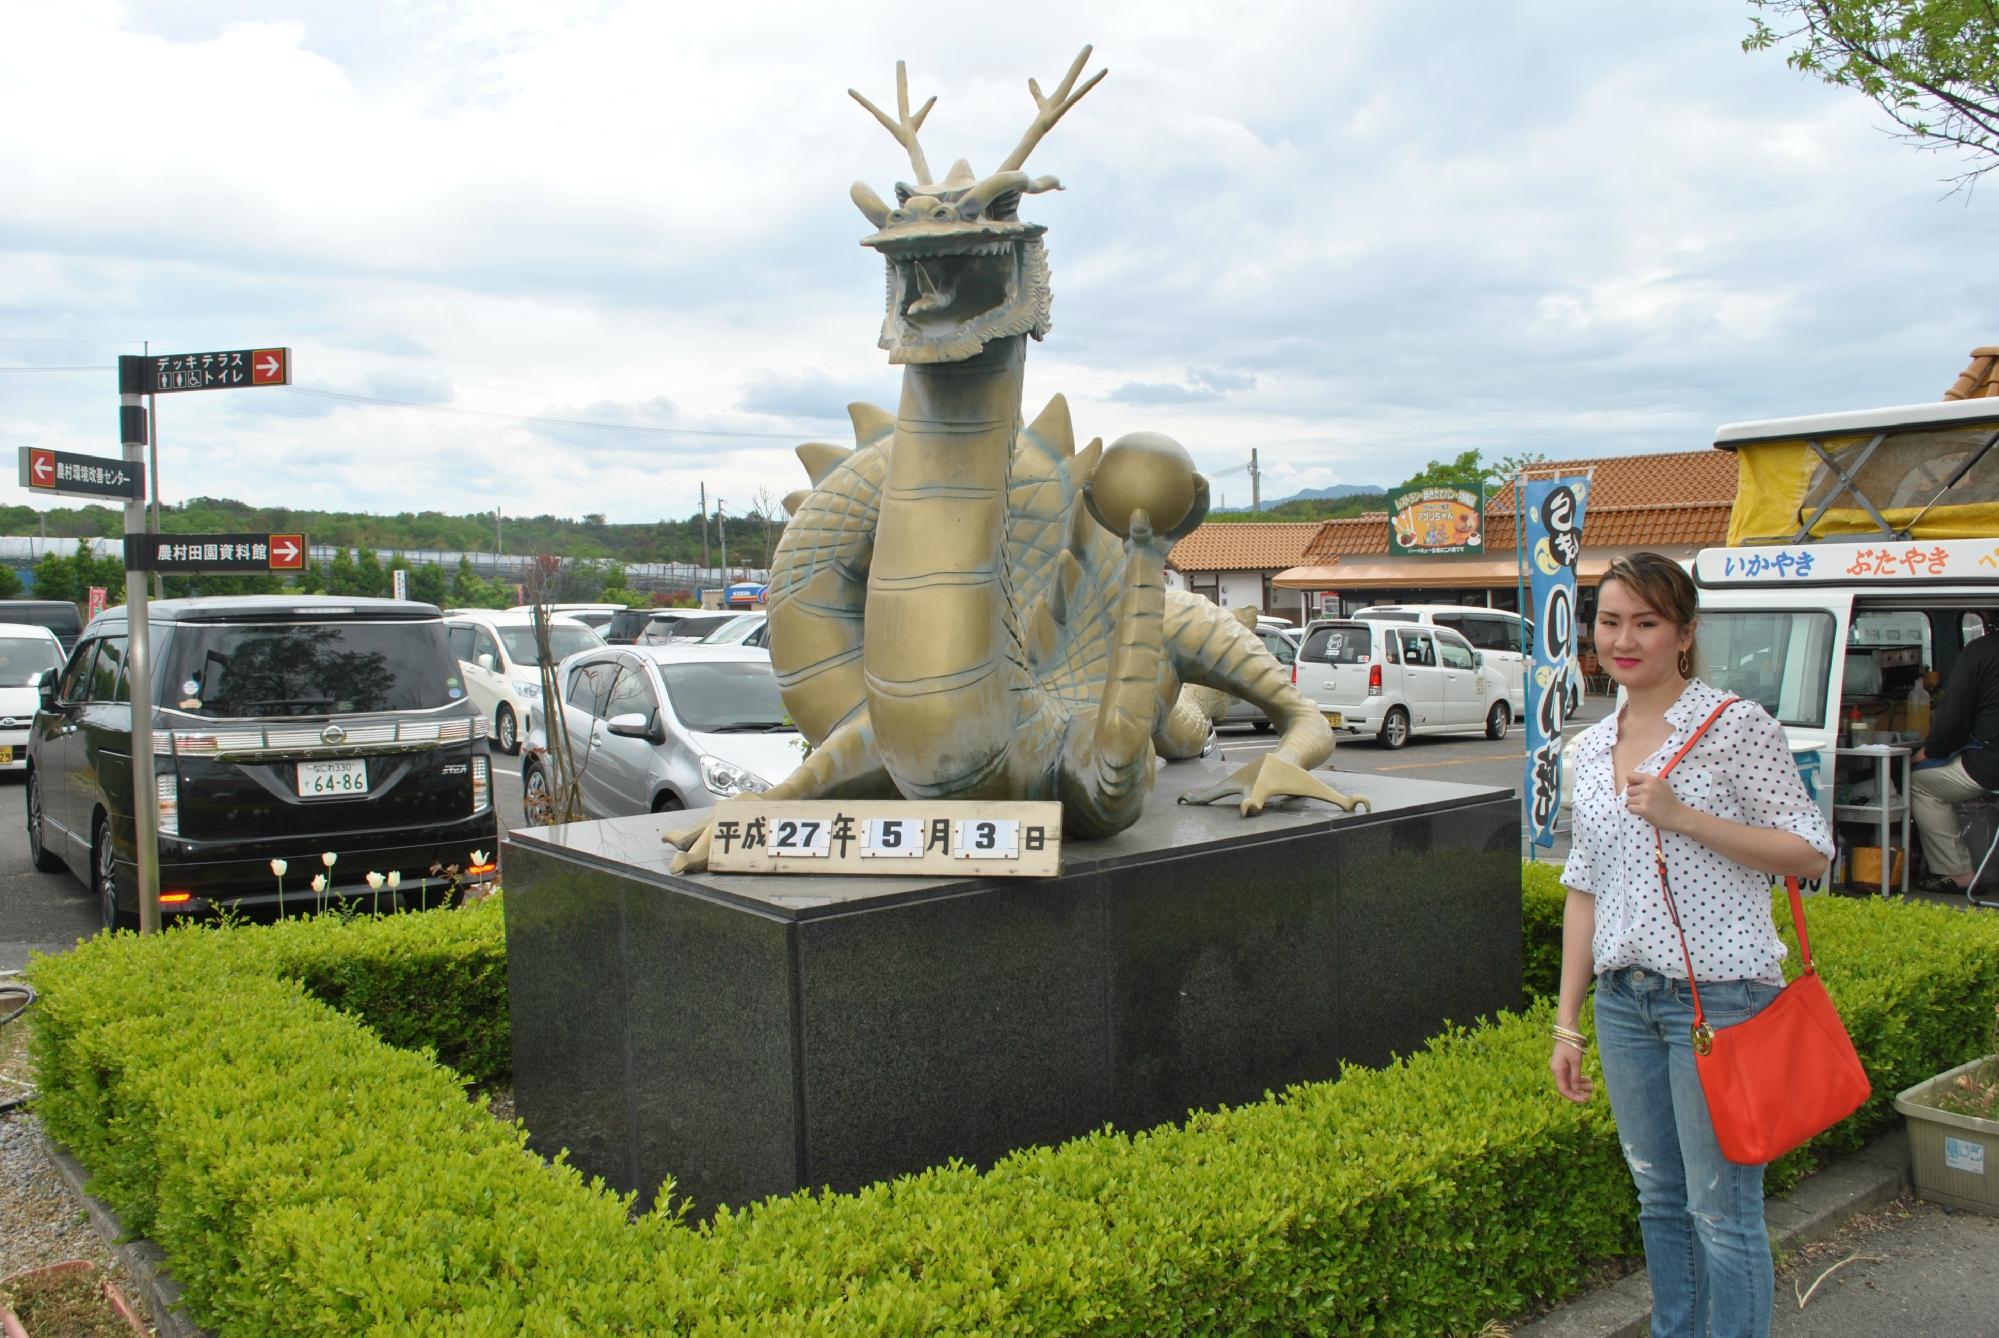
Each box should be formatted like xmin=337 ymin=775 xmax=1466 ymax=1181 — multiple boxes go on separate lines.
xmin=297 ymin=759 xmax=368 ymax=799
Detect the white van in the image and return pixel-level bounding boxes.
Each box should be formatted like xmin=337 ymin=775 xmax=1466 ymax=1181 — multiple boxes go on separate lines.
xmin=1294 ymin=618 xmax=1513 ymax=748
xmin=1348 ymin=604 xmax=1531 ymax=720
xmin=445 ymin=609 xmax=606 ymax=754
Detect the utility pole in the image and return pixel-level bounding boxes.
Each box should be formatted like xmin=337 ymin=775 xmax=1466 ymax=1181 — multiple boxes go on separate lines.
xmin=1250 ymin=448 xmax=1261 ymax=512
xmin=699 ymin=482 xmax=710 ymax=576
xmin=716 ymin=500 xmax=728 ymax=584
xmin=494 ymin=507 xmax=502 ymax=577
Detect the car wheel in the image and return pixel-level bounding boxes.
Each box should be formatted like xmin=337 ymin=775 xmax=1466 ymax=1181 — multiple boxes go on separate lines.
xmin=522 ymin=758 xmax=549 ymax=826
xmin=496 ymin=704 xmax=519 ymax=755
xmin=26 ymin=770 xmax=62 ymax=872
xmin=1485 ymin=701 xmax=1510 ymax=741
xmin=94 ymin=816 xmax=130 ymax=932
xmin=1378 ymin=706 xmax=1410 ymax=750
xmin=652 ymin=793 xmax=684 ymax=814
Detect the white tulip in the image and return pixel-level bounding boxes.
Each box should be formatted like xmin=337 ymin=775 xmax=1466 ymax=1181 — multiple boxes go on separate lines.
xmin=469 ymin=849 xmax=489 ymax=867
xmin=321 ymin=851 xmax=338 ymax=868
xmin=311 ymin=874 xmax=327 ymax=893
xmin=366 ymin=871 xmax=385 ymax=891
xmin=385 ymin=871 xmax=401 ymax=890
xmin=269 ymin=859 xmax=288 ymax=877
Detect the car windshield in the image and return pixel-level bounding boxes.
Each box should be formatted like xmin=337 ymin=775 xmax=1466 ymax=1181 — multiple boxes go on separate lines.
xmin=164 ymin=620 xmax=462 ymax=717
xmin=497 ymin=623 xmax=603 ymax=667
xmin=0 ymin=637 xmax=62 ymax=687
xmin=1698 ymin=610 xmax=1838 ymax=728
xmin=658 ymin=660 xmax=791 ymax=732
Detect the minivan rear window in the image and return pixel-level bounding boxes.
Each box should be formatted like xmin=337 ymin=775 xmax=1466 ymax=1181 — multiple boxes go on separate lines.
xmin=162 ymin=620 xmax=461 ymax=718
xmin=1302 ymin=624 xmax=1372 ymax=664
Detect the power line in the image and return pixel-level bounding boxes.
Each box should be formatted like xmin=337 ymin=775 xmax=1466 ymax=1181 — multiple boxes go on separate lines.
xmin=282 ymin=386 xmax=835 ymax=439
xmin=0 ymin=365 xmax=115 ymax=371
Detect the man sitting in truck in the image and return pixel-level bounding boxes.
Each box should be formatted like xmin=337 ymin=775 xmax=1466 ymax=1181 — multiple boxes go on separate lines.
xmin=1910 ymin=622 xmax=1999 ymax=894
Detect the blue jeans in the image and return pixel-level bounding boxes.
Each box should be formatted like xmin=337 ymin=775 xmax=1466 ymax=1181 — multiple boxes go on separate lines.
xmin=1595 ymin=966 xmax=1783 ymax=1338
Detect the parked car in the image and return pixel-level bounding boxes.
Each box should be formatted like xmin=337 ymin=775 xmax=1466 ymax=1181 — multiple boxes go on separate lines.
xmin=1293 ymin=618 xmax=1512 ymax=748
xmin=1349 ymin=604 xmax=1531 ymax=721
xmin=602 ymin=607 xmax=656 ymax=644
xmin=521 ymin=644 xmax=803 ymax=821
xmin=443 ymin=609 xmax=604 ymax=754
xmin=699 ymin=612 xmax=769 ymax=649
xmin=1221 ymin=627 xmax=1301 ymax=731
xmin=0 ymin=623 xmax=66 ymax=773
xmin=1 ymin=599 xmax=85 ymax=653
xmin=511 ymin=602 xmax=623 ymax=633
xmin=27 ymin=596 xmax=499 ymax=929
xmin=637 ymin=611 xmax=740 ymax=646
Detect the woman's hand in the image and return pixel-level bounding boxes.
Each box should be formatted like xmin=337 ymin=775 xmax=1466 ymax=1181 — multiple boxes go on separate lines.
xmin=1623 ymin=771 xmax=1691 ymax=832
xmin=1550 ymin=1042 xmax=1592 ymax=1103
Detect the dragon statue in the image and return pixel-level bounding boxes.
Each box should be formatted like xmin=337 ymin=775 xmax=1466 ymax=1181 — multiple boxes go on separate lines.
xmin=668 ymin=47 xmax=1364 ymax=872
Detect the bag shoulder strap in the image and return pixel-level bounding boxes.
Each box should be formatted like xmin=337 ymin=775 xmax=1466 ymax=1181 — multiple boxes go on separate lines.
xmin=1647 ymin=697 xmax=1818 ymax=1033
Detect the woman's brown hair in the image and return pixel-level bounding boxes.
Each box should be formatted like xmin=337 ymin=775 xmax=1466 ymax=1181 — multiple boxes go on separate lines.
xmin=1598 ymin=551 xmax=1699 ymax=679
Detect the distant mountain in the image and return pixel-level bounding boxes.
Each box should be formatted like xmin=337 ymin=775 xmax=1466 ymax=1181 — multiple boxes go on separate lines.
xmin=1212 ymin=483 xmax=1385 ymax=514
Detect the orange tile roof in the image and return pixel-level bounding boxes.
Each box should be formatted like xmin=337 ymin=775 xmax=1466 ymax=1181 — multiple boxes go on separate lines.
xmin=1300 ymin=450 xmax=1736 ymax=562
xmin=1168 ymin=522 xmax=1324 ymax=573
xmin=1944 ymin=345 xmax=1999 ymax=401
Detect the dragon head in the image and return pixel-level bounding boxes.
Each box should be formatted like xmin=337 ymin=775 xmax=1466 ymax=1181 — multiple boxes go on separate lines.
xmin=848 ymin=48 xmax=1105 ymax=365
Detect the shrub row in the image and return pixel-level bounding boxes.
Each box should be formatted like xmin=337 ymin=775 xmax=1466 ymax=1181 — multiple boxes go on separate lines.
xmin=26 ymin=876 xmax=1999 ymax=1334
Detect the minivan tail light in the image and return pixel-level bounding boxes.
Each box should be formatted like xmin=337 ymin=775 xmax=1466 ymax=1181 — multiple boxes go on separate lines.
xmin=166 ymin=733 xmax=219 ymax=755
xmin=1368 ymin=663 xmax=1383 ymax=696
xmin=157 ymin=772 xmax=179 ymax=835
xmin=1290 ymin=658 xmax=1297 ymax=685
xmin=471 ymin=756 xmax=490 ymax=813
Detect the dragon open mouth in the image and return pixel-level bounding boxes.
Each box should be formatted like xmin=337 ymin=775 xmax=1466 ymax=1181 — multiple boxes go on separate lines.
xmin=895 ymin=244 xmax=1014 ymax=324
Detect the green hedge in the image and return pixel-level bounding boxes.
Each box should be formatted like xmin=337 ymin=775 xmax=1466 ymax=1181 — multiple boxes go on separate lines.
xmin=25 ymin=877 xmax=1999 ymax=1335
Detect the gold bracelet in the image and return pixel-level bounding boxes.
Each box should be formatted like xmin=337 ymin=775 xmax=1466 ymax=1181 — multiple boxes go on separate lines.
xmin=1551 ymin=1024 xmax=1589 ymax=1047
xmin=1554 ymin=1035 xmax=1587 ymax=1053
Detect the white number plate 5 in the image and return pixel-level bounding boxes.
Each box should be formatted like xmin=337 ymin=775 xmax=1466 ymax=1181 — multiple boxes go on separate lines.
xmin=298 ymin=759 xmax=368 ymax=798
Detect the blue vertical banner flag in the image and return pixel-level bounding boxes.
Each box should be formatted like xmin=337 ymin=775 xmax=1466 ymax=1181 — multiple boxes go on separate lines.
xmin=1522 ymin=477 xmax=1590 ymax=848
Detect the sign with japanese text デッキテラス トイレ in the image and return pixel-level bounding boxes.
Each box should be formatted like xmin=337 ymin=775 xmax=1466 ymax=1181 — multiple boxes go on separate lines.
xmin=1387 ymin=484 xmax=1484 ymax=557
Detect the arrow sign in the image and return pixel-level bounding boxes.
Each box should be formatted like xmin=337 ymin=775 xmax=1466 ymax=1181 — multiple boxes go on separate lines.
xmin=124 ymin=533 xmax=312 ymax=574
xmin=18 ymin=447 xmax=146 ymax=501
xmin=143 ymin=347 xmax=292 ymax=394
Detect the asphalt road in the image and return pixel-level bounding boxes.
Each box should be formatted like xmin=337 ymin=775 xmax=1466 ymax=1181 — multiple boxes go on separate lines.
xmin=0 ymin=697 xmax=1612 ymax=972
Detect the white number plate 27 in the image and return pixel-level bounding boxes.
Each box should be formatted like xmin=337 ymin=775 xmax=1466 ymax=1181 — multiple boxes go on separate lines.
xmin=297 ymin=759 xmax=368 ymax=798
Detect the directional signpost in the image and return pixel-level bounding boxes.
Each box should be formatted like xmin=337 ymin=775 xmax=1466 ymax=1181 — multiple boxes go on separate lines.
xmin=106 ymin=350 xmax=295 ymax=933
xmin=142 ymin=348 xmax=290 ymax=393
xmin=18 ymin=447 xmax=146 ymax=502
xmin=124 ymin=533 xmax=307 ymax=574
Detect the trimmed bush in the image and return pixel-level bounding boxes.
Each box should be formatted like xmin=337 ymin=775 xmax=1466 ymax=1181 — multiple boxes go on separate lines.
xmin=1521 ymin=859 xmax=1567 ymax=1000
xmin=26 ymin=880 xmax=1999 ymax=1334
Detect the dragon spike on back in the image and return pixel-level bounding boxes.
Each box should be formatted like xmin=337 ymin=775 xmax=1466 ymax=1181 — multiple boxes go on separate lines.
xmin=796 ymin=442 xmax=854 ymax=487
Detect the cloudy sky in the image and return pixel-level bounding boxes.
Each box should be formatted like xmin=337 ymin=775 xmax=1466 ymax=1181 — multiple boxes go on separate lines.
xmin=3 ymin=1 xmax=1993 ymax=525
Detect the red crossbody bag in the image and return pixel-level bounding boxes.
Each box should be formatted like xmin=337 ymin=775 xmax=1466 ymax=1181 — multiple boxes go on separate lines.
xmin=1650 ymin=697 xmax=1871 ymax=1165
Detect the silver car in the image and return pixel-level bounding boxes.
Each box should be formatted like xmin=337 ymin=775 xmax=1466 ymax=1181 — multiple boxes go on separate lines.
xmin=521 ymin=644 xmax=804 ymax=820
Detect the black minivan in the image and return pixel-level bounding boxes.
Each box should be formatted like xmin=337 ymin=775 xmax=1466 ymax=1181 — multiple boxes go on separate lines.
xmin=27 ymin=596 xmax=500 ymax=928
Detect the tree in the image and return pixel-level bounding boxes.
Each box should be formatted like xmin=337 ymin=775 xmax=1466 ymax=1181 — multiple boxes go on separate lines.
xmin=1488 ymin=451 xmax=1553 ymax=485
xmin=1746 ymin=1 xmax=1999 ymax=192
xmin=409 ymin=562 xmax=448 ymax=607
xmin=0 ymin=566 xmax=22 ymax=599
xmin=1394 ymin=450 xmax=1488 ymax=494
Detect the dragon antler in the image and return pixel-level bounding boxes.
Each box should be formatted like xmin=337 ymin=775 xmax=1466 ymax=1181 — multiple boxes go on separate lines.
xmin=849 ymin=60 xmax=936 ymax=184
xmin=997 ymin=46 xmax=1107 ymax=173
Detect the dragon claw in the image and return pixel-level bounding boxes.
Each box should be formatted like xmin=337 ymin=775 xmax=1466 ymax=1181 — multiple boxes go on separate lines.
xmin=1178 ymin=755 xmax=1369 ymax=817
xmin=664 ymin=821 xmax=715 ymax=874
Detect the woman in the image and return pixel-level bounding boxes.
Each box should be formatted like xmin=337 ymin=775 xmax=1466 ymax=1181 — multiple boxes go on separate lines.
xmin=1550 ymin=552 xmax=1831 ymax=1338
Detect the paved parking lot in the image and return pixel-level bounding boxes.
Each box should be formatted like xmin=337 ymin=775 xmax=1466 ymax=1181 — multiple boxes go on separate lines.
xmin=0 ymin=697 xmax=1612 ymax=970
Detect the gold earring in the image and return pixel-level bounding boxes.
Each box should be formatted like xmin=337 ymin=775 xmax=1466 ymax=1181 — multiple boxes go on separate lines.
xmin=1678 ymin=650 xmax=1692 ymax=677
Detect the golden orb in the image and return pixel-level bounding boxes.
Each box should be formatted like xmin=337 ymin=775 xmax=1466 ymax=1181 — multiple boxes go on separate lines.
xmin=1089 ymin=432 xmax=1197 ymax=536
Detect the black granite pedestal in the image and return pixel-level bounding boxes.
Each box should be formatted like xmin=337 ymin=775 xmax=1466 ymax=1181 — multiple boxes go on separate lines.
xmin=501 ymin=765 xmax=1520 ymax=1216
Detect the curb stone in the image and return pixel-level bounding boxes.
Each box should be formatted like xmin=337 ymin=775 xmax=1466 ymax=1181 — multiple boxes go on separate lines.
xmin=37 ymin=1130 xmax=212 ymax=1338
xmin=1514 ymin=1131 xmax=1911 ymax=1338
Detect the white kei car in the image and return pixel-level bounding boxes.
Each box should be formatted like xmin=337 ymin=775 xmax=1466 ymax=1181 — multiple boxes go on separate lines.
xmin=444 ymin=609 xmax=604 ymax=754
xmin=0 ymin=622 xmax=66 ymax=772
xmin=1292 ymin=618 xmax=1513 ymax=748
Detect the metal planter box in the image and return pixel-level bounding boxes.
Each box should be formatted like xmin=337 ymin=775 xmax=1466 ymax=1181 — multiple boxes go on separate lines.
xmin=1894 ymin=1055 xmax=1999 ymax=1215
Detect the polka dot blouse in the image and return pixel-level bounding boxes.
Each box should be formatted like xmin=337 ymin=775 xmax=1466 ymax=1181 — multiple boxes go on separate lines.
xmin=1560 ymin=678 xmax=1834 ymax=987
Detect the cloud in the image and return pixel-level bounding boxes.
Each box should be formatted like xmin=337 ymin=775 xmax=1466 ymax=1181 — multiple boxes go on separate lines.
xmin=735 ymin=369 xmax=901 ymax=421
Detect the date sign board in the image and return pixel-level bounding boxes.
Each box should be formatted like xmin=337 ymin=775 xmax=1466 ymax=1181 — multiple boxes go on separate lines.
xmin=124 ymin=532 xmax=307 ymax=573
xmin=144 ymin=348 xmax=290 ymax=394
xmin=705 ymin=800 xmax=1061 ymax=877
xmin=18 ymin=447 xmax=145 ymax=501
